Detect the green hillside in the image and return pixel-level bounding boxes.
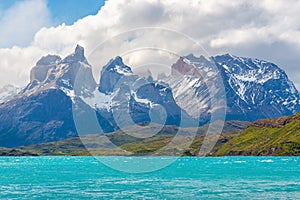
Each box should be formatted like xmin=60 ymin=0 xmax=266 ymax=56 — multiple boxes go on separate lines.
xmin=216 ymin=112 xmax=300 ymax=156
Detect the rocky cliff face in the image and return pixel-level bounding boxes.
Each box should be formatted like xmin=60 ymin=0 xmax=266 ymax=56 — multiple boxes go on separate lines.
xmin=249 ymin=112 xmax=300 ymax=128
xmin=24 ymin=45 xmax=96 ymax=99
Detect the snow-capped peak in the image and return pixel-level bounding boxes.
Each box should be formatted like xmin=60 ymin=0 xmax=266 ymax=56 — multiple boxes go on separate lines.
xmin=61 ymin=44 xmax=87 ymax=64
xmin=103 ymin=56 xmax=133 ymax=76
xmin=98 ymin=56 xmax=134 ymax=94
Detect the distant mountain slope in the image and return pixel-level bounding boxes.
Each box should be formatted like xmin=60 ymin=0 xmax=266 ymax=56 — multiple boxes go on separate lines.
xmin=216 ymin=112 xmax=300 ymax=156
xmin=0 ymin=84 xmax=21 ymax=103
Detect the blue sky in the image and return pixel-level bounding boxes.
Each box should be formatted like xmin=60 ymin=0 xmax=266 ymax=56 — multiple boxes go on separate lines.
xmin=48 ymin=0 xmax=106 ymax=25
xmin=0 ymin=0 xmax=106 ymax=25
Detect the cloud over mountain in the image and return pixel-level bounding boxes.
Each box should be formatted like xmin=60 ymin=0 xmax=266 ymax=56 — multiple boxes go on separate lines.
xmin=0 ymin=0 xmax=300 ymax=89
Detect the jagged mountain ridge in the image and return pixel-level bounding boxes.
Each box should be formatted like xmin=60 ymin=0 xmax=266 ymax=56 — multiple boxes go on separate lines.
xmin=0 ymin=45 xmax=299 ymax=147
xmin=168 ymin=53 xmax=300 ymax=121
xmin=92 ymin=56 xmax=196 ymax=132
xmin=213 ymin=54 xmax=300 ymax=120
xmin=0 ymin=46 xmax=195 ymax=147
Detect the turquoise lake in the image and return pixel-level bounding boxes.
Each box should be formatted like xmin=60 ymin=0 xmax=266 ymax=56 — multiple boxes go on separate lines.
xmin=0 ymin=156 xmax=299 ymax=199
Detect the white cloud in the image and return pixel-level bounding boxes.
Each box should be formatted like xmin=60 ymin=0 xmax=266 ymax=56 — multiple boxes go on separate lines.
xmin=0 ymin=0 xmax=51 ymax=48
xmin=0 ymin=47 xmax=43 ymax=86
xmin=0 ymin=0 xmax=300 ymax=89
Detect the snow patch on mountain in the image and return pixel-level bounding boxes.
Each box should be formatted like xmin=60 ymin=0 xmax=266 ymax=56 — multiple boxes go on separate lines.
xmin=114 ymin=65 xmax=132 ymax=75
xmin=132 ymin=91 xmax=153 ymax=107
xmin=93 ymin=90 xmax=113 ymax=111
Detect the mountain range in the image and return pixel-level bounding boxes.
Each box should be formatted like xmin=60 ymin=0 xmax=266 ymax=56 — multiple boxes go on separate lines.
xmin=0 ymin=45 xmax=299 ymax=147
